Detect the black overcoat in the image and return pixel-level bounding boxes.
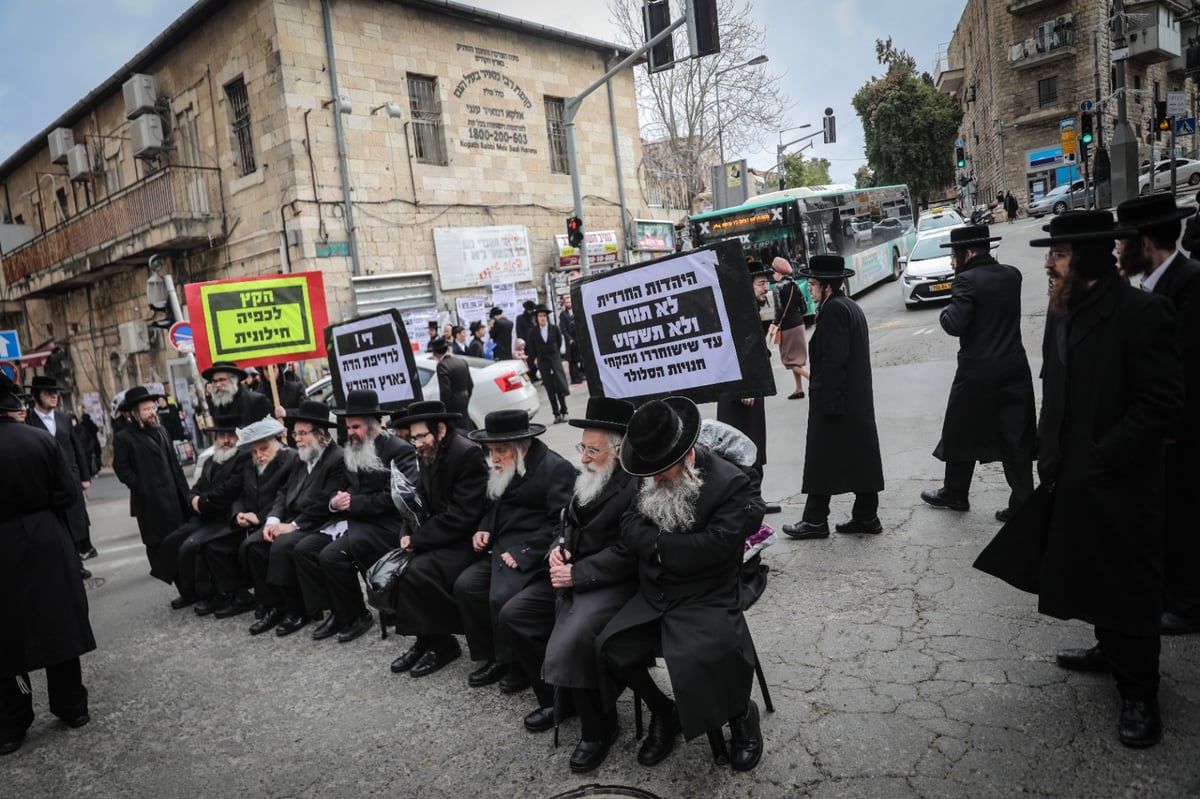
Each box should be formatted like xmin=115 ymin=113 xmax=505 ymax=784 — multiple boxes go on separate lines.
xmin=543 ymin=468 xmax=639 ymax=688
xmin=265 ymin=443 xmax=346 ymax=584
xmin=933 ymin=254 xmax=1036 ymax=463
xmin=210 ymin=386 xmax=273 ymax=427
xmin=113 ymin=423 xmax=191 ymax=547
xmin=801 ymin=294 xmax=884 ymax=495
xmin=529 ymin=325 xmax=569 ymax=394
xmin=0 ymin=419 xmax=96 ymax=675
xmin=436 ymin=355 xmax=475 ymax=430
xmin=27 ymin=408 xmax=92 ymax=547
xmin=976 ymin=275 xmax=1183 ymax=635
xmin=715 ymin=398 xmax=766 ymax=468
xmin=598 ymin=447 xmax=762 ymax=740
xmin=338 ymin=433 xmax=418 ymax=541
xmin=490 ymin=317 xmax=514 ymax=361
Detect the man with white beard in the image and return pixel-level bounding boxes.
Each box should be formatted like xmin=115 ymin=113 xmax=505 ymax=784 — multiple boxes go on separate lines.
xmin=498 ymin=397 xmax=638 ymax=773
xmin=598 ymin=397 xmax=765 ymax=772
xmin=241 ymin=400 xmax=345 ymax=637
xmin=202 ymin=361 xmax=272 ymax=427
xmin=454 ymin=410 xmax=575 ymax=692
xmin=293 ymin=390 xmax=418 ymax=644
xmin=113 ymin=386 xmax=191 ymax=570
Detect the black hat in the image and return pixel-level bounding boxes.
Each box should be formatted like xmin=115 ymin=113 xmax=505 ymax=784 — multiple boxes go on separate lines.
xmin=746 ymin=259 xmax=773 ymax=279
xmin=201 ymin=361 xmax=247 ymax=381
xmin=389 ymin=399 xmax=461 ymax=428
xmin=795 ymin=255 xmax=854 ymax=280
xmin=469 ymin=320 xmax=485 ymax=334
xmin=938 ymin=224 xmax=1001 ymax=248
xmin=429 ymin=336 xmax=450 ymax=355
xmin=1115 ymin=194 xmax=1196 ymax=234
xmin=534 ymin=304 xmax=552 ymax=315
xmin=569 ymin=396 xmax=635 ymax=433
xmin=467 ymin=409 xmax=545 ymax=443
xmin=523 ymin=300 xmax=537 ymax=312
xmin=333 ymin=389 xmax=386 ymax=418
xmin=0 ymin=374 xmax=23 ymax=412
xmin=203 ymin=413 xmax=240 ymax=434
xmin=620 ymin=396 xmax=701 ymax=477
xmin=1029 ymin=210 xmax=1133 ymax=246
xmin=119 ymin=385 xmax=166 ymax=412
xmin=26 ymin=375 xmax=65 ymax=394
xmin=489 ymin=307 xmax=504 ymax=318
xmin=284 ymin=399 xmax=337 ymax=428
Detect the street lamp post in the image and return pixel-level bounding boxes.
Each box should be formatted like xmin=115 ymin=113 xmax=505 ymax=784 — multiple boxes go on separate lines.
xmin=714 ymin=54 xmax=769 ymax=164
xmin=775 ymin=124 xmax=812 ymax=190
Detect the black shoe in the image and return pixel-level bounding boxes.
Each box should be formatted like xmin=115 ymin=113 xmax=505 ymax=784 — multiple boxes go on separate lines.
xmin=500 ymin=665 xmax=531 ymax=694
xmin=995 ymin=508 xmax=1014 ymax=523
xmin=63 ymin=713 xmax=90 ymax=729
xmin=1161 ymin=611 xmax=1200 ymax=636
xmin=170 ymin=594 xmax=197 ymax=610
xmin=275 ymin=613 xmax=309 ymax=636
xmin=1118 ymin=699 xmax=1162 ymax=748
xmin=763 ymin=503 xmax=782 ymax=514
xmin=194 ymin=594 xmax=231 ymax=617
xmin=80 ymin=567 xmax=91 ymax=580
xmin=782 ymin=520 xmax=829 ymax=540
xmin=391 ymin=642 xmax=429 ymax=673
xmin=835 ymin=517 xmax=883 ymax=535
xmin=920 ymin=488 xmax=969 ymax=511
xmin=79 ymin=546 xmax=98 ymax=561
xmin=468 ymin=660 xmax=508 ymax=688
xmin=249 ymin=607 xmax=286 ymax=636
xmin=524 ymin=706 xmax=557 ymax=733
xmin=336 ymin=612 xmax=374 ymax=643
xmin=310 ymin=614 xmax=341 ymax=641
xmin=1055 ymin=644 xmax=1110 ymax=672
xmin=569 ymin=723 xmax=620 ymax=773
xmin=214 ymin=593 xmax=256 ymax=619
xmin=728 ymin=701 xmax=763 ymax=772
xmin=637 ymin=707 xmax=681 ymax=766
xmin=0 ymin=733 xmax=25 ymax=756
xmin=411 ymin=640 xmax=461 ymax=678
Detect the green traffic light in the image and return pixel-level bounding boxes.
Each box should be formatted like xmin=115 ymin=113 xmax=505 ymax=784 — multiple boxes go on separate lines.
xmin=1081 ymin=132 xmax=1094 ymax=145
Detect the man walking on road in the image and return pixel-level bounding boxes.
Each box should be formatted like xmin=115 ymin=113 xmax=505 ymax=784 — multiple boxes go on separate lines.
xmin=920 ymin=225 xmax=1036 ymax=522
xmin=25 ymin=375 xmax=96 ymax=560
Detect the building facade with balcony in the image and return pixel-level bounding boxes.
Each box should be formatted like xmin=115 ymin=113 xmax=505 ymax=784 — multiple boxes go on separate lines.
xmin=935 ymin=0 xmax=1198 ymax=210
xmin=0 ymin=0 xmax=648 ymax=431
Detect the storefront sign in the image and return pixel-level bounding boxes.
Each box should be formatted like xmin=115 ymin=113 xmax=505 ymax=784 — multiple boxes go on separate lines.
xmin=555 ymin=230 xmax=620 ymax=268
xmin=433 ymin=225 xmax=533 ymax=290
xmin=634 ymin=219 xmax=676 ymax=253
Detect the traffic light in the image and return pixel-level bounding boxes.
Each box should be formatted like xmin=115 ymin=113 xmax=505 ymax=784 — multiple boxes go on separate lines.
xmin=823 ymin=108 xmax=836 ymax=144
xmin=685 ymin=0 xmax=720 ymax=58
xmin=1156 ymin=101 xmax=1170 ymax=132
xmin=1080 ymin=112 xmax=1094 ymax=145
xmin=643 ymin=0 xmax=675 ymax=73
xmin=955 ymin=146 xmax=966 ymax=169
xmin=566 ymin=216 xmax=584 ymax=248
xmin=149 ymin=299 xmax=176 ymax=330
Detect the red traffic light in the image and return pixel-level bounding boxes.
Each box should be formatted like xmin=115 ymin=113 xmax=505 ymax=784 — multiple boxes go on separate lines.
xmin=566 ymin=216 xmax=584 ymax=247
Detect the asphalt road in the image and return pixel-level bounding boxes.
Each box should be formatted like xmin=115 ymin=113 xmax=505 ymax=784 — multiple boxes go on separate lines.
xmin=8 ymin=217 xmax=1199 ymax=798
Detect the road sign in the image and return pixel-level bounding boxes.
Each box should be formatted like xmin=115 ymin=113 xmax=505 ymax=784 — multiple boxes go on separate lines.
xmin=1060 ymin=118 xmax=1077 ymax=156
xmin=1168 ymin=90 xmax=1187 ymax=118
xmin=955 ymin=137 xmax=964 ymax=147
xmin=0 ymin=360 xmax=17 ymax=383
xmin=1176 ymin=117 xmax=1196 ymax=137
xmin=1079 ymin=99 xmax=1095 ymax=113
xmin=0 ymin=329 xmax=20 ymax=360
xmin=168 ymin=321 xmax=194 ymax=353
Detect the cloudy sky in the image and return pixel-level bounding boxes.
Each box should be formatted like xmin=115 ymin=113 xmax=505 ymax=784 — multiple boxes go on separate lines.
xmin=0 ymin=0 xmax=966 ymax=184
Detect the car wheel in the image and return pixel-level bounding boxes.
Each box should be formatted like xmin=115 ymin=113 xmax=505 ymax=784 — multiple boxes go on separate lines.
xmin=1140 ymin=184 xmax=1150 ymax=196
xmin=1189 ymin=173 xmax=1200 ymax=186
xmin=1053 ymin=201 xmax=1067 ymax=215
xmin=889 ymin=248 xmax=901 ymax=282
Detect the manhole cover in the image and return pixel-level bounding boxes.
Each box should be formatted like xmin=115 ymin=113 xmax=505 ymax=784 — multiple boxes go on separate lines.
xmin=83 ymin=576 xmax=106 ymax=591
xmin=548 ymin=787 xmax=663 ymax=799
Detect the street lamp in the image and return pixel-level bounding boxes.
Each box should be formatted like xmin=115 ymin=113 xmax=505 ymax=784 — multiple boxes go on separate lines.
xmin=775 ymin=124 xmax=812 ymax=190
xmin=714 ymin=54 xmax=769 ymax=163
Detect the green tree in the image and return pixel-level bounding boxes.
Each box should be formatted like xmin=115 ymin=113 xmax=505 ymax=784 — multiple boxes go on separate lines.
xmin=852 ymin=37 xmax=962 ymax=208
xmin=854 ymin=164 xmax=876 ymax=188
xmin=780 ymin=154 xmax=831 ymax=188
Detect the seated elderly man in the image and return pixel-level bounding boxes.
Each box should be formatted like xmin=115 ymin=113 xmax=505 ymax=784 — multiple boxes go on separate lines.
xmin=498 ymin=397 xmax=639 ymax=773
xmin=150 ymin=414 xmax=248 ymax=612
xmin=202 ymin=416 xmax=298 ymax=619
xmin=454 ymin=410 xmax=575 ymax=691
xmin=241 ymin=400 xmax=346 ymax=637
xmin=383 ymin=401 xmax=489 ymax=677
xmin=598 ymin=397 xmax=765 ymax=772
xmin=293 ymin=390 xmax=418 ymax=644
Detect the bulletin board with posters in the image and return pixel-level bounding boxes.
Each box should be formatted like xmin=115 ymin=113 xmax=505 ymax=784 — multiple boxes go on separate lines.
xmin=571 ymin=240 xmax=773 ymax=405
xmin=432 ymin=225 xmax=533 ymax=290
xmin=323 ymin=310 xmax=422 ymax=411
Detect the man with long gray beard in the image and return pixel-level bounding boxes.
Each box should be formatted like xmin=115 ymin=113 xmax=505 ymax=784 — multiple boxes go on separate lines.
xmin=598 ymin=397 xmax=765 ymax=772
xmin=113 ymin=386 xmax=191 ymax=570
xmin=498 ymin=397 xmax=638 ymax=773
xmin=293 ymin=390 xmax=418 ymax=644
xmin=203 ymin=361 xmax=272 ymax=427
xmin=454 ymin=410 xmax=575 ymax=691
xmin=241 ymin=400 xmax=346 ymax=637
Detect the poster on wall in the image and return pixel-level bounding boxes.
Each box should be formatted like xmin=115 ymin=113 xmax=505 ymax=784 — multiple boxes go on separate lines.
xmin=455 ymin=295 xmax=489 ymax=329
xmin=400 ymin=307 xmax=439 ymax=351
xmin=324 ymin=310 xmax=421 ymax=410
xmin=570 ymin=240 xmax=773 ymax=405
xmin=633 ymin=219 xmax=676 ymax=253
xmin=433 ymin=225 xmax=533 ymax=290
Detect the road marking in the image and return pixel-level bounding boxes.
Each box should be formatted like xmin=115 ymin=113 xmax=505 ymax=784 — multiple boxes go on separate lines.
xmin=912 ymin=327 xmax=937 ymax=336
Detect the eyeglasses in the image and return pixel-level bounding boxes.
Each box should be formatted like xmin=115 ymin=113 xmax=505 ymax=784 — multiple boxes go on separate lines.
xmin=292 ymin=428 xmax=314 ymax=438
xmin=410 ymin=431 xmax=435 ymax=441
xmin=574 ymin=443 xmax=613 ymax=458
xmin=1046 ymin=250 xmax=1070 ymax=261
xmin=752 ymin=279 xmax=769 ymax=288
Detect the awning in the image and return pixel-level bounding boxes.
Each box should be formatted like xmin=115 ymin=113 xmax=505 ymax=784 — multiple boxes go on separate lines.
xmin=18 ymin=348 xmax=55 ymax=368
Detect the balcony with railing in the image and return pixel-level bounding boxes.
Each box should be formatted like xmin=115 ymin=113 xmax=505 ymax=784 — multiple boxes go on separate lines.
xmin=1008 ymin=26 xmax=1078 ymax=70
xmin=934 ymin=44 xmax=965 ymax=95
xmin=1007 ymin=0 xmax=1065 ymax=15
xmin=1 ymin=165 xmax=224 ymax=297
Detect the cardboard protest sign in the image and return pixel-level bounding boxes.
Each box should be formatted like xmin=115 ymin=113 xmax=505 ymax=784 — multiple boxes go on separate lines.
xmin=185 ymin=272 xmax=328 ymax=371
xmin=571 ymin=240 xmax=773 ymax=405
xmin=324 ymin=310 xmax=422 ymax=410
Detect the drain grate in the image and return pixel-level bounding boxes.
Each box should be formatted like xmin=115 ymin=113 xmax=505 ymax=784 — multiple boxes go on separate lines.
xmin=548 ymin=786 xmax=663 ymax=799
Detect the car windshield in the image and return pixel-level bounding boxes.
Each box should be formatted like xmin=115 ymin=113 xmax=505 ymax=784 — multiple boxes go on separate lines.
xmin=910 ymin=235 xmax=951 ymax=260
xmin=917 ymin=212 xmax=962 ymax=232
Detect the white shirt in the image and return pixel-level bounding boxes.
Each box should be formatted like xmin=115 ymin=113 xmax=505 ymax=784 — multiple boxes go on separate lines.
xmin=36 ymin=408 xmax=56 ymax=435
xmin=539 ymin=325 xmax=549 ymax=342
xmin=1141 ymin=250 xmax=1177 ymax=293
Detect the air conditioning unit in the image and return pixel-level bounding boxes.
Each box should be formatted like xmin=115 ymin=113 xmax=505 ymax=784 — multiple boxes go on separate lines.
xmin=131 ymin=114 xmax=165 ymax=158
xmin=119 ymin=320 xmax=151 ymax=354
xmin=123 ymin=73 xmax=158 ymax=119
xmin=48 ymin=128 xmax=75 ymax=165
xmin=66 ymin=144 xmax=93 ymax=182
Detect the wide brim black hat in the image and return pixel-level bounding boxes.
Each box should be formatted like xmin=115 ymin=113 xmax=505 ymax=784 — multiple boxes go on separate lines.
xmin=569 ymin=396 xmax=636 ymax=433
xmin=203 ymin=413 xmax=240 ymax=434
xmin=284 ymin=399 xmax=337 ymax=428
xmin=620 ymin=396 xmax=701 ymax=478
xmin=745 ymin=259 xmax=773 ymax=279
xmin=467 ymin=409 xmax=545 ymax=443
xmin=0 ymin=374 xmax=23 ymax=411
xmin=938 ymin=224 xmax=1002 ymax=248
xmin=523 ymin=300 xmax=537 ymax=312
xmin=332 ymin=389 xmax=386 ymax=418
xmin=389 ymin=399 xmax=461 ymax=427
xmin=1115 ymin=194 xmax=1196 ymax=234
xmin=429 ymin=336 xmax=450 ymax=354
xmin=26 ymin=375 xmax=65 ymax=394
xmin=119 ymin=385 xmax=166 ymax=412
xmin=1030 ymin=210 xmax=1134 ymax=246
xmin=534 ymin=304 xmax=552 ymax=315
xmin=795 ymin=254 xmax=854 ymax=280
xmin=201 ymin=361 xmax=247 ymax=381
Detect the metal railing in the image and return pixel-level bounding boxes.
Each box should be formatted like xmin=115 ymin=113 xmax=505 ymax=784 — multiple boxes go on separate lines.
xmin=1008 ymin=27 xmax=1078 ymax=63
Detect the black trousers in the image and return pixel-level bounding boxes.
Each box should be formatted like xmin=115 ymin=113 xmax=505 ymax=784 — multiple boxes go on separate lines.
xmin=1163 ymin=443 xmax=1200 ymax=617
xmin=802 ymin=492 xmax=879 ymax=523
xmin=241 ymin=530 xmax=306 ymax=615
xmin=943 ymin=459 xmax=1034 ymax=511
xmin=0 ymin=659 xmax=87 ymax=741
xmin=1094 ymin=626 xmax=1160 ymax=702
xmin=293 ymin=521 xmax=396 ymax=624
xmin=601 ymin=619 xmax=673 ymax=716
xmin=454 ymin=559 xmax=497 ymax=661
xmin=498 ymin=579 xmax=556 ymax=707
xmin=204 ymin=529 xmax=251 ymax=595
xmin=543 ymin=371 xmax=569 ymax=417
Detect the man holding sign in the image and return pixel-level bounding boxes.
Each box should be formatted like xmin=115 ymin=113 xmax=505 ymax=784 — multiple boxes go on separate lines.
xmin=203 ymin=362 xmax=272 ymax=427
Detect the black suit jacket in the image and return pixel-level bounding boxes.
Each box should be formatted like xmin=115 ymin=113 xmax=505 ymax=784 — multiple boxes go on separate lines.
xmin=436 ymin=355 xmax=474 ymax=423
xmin=1151 ymin=252 xmax=1200 ymax=445
xmin=190 ymin=450 xmax=250 ymax=523
xmin=342 ymin=434 xmax=419 ymax=520
xmin=490 ymin=317 xmax=514 ymax=361
xmin=27 ymin=409 xmax=91 ymax=482
xmin=232 ymin=447 xmax=299 ymax=523
xmin=269 ymin=442 xmax=347 ymax=531
xmin=211 ymin=386 xmax=274 ymax=427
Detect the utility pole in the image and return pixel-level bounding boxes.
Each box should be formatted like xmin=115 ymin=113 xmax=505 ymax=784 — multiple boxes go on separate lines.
xmin=1110 ymin=0 xmax=1140 ymax=206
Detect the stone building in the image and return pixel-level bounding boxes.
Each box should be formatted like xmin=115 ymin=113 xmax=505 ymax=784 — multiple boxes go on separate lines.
xmin=935 ymin=0 xmax=1198 ymax=209
xmin=0 ymin=0 xmax=649 ymax=431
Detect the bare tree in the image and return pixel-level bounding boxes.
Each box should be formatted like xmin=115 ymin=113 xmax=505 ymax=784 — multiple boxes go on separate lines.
xmin=608 ymin=0 xmax=790 ymax=211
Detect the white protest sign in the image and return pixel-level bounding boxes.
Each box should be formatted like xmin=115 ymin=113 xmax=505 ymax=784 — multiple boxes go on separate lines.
xmin=326 ymin=312 xmax=418 ymax=408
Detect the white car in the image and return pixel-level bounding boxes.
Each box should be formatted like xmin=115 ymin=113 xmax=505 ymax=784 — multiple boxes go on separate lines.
xmin=1138 ymin=158 xmax=1200 ymax=195
xmin=899 ymin=230 xmax=958 ymax=308
xmin=916 ymin=208 xmax=964 ymax=234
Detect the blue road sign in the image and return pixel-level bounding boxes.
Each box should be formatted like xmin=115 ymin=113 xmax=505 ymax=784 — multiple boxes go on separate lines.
xmin=0 ymin=329 xmax=20 ymax=360
xmin=1176 ymin=117 xmax=1196 ymax=137
xmin=1080 ymin=99 xmax=1095 ymax=113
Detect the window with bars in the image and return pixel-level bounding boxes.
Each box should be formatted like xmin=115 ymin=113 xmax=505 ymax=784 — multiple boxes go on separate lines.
xmin=1037 ymin=76 xmax=1058 ymax=108
xmin=545 ymin=97 xmax=569 ymax=174
xmin=224 ymin=77 xmax=257 ymax=176
xmin=407 ymin=74 xmax=448 ymax=166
